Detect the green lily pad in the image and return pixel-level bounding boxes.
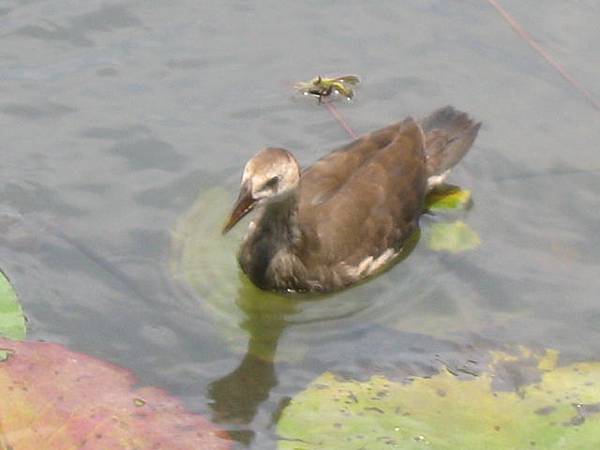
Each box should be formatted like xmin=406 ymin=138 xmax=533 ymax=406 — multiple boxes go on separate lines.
xmin=0 ymin=270 xmax=26 ymax=341
xmin=425 ymin=185 xmax=471 ymax=211
xmin=428 ymin=220 xmax=481 ymax=253
xmin=277 ymin=348 xmax=600 ymax=449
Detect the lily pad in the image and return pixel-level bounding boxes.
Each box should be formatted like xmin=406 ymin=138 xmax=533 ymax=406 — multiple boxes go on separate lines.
xmin=277 ymin=348 xmax=600 ymax=449
xmin=0 ymin=270 xmax=26 ymax=341
xmin=0 ymin=337 xmax=232 ymax=449
xmin=428 ymin=220 xmax=481 ymax=253
xmin=425 ymin=185 xmax=471 ymax=211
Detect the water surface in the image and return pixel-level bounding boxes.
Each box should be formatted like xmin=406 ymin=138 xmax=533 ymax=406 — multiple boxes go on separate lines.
xmin=2 ymin=1 xmax=600 ymax=447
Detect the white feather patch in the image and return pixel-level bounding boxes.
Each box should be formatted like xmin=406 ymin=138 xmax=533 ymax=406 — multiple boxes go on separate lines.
xmin=427 ymin=169 xmax=450 ymax=190
xmin=343 ymin=248 xmax=396 ymax=278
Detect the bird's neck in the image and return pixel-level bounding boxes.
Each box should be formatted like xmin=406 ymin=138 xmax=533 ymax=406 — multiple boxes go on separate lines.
xmin=239 ymin=189 xmax=302 ymax=289
xmin=252 ymin=189 xmax=303 ymax=253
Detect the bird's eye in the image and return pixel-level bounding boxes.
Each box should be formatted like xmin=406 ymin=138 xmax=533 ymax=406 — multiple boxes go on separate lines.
xmin=265 ymin=176 xmax=280 ymax=188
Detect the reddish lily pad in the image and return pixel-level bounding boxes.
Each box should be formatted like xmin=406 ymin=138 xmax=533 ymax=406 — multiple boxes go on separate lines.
xmin=0 ymin=337 xmax=232 ymax=450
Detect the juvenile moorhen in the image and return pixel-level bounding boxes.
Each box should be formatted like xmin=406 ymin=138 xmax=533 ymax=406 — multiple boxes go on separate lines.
xmin=223 ymin=106 xmax=481 ymax=292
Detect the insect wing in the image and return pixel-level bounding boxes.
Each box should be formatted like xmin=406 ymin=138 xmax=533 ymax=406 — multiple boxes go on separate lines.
xmin=334 ymin=75 xmax=360 ymax=85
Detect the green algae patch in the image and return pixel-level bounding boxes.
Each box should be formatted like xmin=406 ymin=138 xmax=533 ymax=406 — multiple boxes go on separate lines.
xmin=277 ymin=349 xmax=600 ymax=449
xmin=0 ymin=270 xmax=26 ymax=342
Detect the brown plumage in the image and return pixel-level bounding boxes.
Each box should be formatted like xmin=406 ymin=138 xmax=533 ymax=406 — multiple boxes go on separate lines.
xmin=223 ymin=106 xmax=481 ymax=292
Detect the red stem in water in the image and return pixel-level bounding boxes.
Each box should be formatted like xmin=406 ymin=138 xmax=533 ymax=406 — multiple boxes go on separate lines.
xmin=323 ymin=101 xmax=358 ymax=139
xmin=486 ymin=0 xmax=600 ymax=110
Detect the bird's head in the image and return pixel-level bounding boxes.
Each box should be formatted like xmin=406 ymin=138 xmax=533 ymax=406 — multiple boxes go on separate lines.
xmin=223 ymin=147 xmax=300 ymax=234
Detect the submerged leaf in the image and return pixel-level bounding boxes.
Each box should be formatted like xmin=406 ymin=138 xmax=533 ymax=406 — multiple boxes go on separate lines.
xmin=277 ymin=349 xmax=600 ymax=449
xmin=428 ymin=220 xmax=480 ymax=253
xmin=170 ymin=187 xmax=298 ymax=361
xmin=0 ymin=270 xmax=26 ymax=341
xmin=0 ymin=338 xmax=232 ymax=449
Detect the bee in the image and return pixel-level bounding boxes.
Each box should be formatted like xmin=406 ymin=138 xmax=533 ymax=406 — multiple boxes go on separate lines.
xmin=295 ymin=75 xmax=360 ymax=102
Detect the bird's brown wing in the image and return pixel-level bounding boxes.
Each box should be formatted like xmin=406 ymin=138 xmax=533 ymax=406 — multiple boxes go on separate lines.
xmin=298 ymin=117 xmax=427 ymax=268
xmin=298 ymin=120 xmax=408 ymax=207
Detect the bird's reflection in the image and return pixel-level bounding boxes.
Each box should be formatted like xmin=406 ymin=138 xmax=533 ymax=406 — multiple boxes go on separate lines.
xmin=207 ymin=276 xmax=296 ymax=444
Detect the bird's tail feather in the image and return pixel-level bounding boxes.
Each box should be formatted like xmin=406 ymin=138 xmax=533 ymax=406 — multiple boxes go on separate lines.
xmin=420 ymin=106 xmax=481 ymax=177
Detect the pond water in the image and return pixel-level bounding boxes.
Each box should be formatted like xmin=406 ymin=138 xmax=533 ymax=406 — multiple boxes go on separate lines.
xmin=2 ymin=0 xmax=600 ymax=448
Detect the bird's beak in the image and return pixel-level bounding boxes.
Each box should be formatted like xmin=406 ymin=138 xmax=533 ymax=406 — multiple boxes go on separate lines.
xmin=222 ymin=181 xmax=256 ymax=234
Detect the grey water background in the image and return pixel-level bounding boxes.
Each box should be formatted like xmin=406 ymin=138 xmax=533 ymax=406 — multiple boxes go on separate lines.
xmin=1 ymin=0 xmax=600 ymax=447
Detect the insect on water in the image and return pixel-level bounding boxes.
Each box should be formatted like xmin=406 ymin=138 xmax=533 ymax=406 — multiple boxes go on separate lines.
xmin=295 ymin=75 xmax=360 ymax=102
